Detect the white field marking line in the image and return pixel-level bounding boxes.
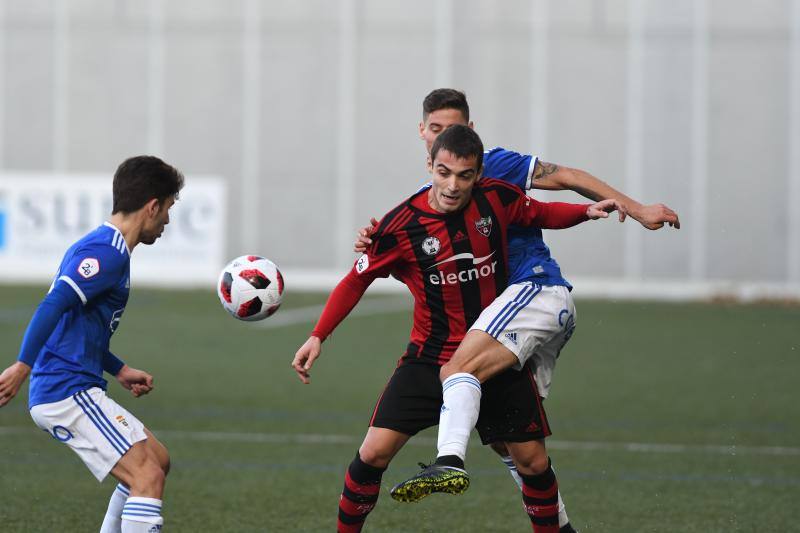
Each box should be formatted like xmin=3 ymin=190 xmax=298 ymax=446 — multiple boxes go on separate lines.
xmin=1 ymin=426 xmax=797 ymax=457
xmin=258 ymin=296 xmax=411 ymax=329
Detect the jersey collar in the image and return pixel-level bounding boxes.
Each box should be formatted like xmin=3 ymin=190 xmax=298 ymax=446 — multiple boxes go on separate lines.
xmin=103 ymin=221 xmax=132 ymax=255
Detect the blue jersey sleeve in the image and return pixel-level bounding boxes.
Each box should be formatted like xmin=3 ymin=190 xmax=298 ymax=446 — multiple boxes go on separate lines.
xmin=103 ymin=350 xmax=125 ymax=376
xmin=57 ymin=244 xmax=128 ymax=305
xmin=17 ymin=282 xmax=82 ymax=366
xmin=482 ymin=147 xmax=538 ymax=190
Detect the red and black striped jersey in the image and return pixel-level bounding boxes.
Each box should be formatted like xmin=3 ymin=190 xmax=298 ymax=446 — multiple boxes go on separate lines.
xmin=311 ymin=178 xmax=590 ymax=366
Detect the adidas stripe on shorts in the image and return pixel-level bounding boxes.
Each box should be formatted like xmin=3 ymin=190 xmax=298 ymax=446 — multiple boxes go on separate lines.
xmin=30 ymin=387 xmax=147 ymax=481
xmin=469 ymin=282 xmax=576 ymax=398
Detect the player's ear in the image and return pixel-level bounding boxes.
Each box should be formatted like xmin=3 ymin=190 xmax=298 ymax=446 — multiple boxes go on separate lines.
xmin=468 ymin=121 xmax=475 ymax=130
xmin=419 ymin=121 xmax=425 ymax=139
xmin=426 ymin=155 xmax=433 ymax=173
xmin=144 ymin=198 xmax=160 ymax=217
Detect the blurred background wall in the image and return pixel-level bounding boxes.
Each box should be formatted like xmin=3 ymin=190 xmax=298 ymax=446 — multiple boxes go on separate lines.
xmin=0 ymin=0 xmax=797 ymax=299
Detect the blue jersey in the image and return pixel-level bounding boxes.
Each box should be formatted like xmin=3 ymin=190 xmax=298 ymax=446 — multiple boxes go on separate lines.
xmin=482 ymin=147 xmax=571 ymax=288
xmin=28 ymin=222 xmax=131 ymax=408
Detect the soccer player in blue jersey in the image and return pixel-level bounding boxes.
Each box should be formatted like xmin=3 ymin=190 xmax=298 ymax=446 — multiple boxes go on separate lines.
xmin=356 ymin=89 xmax=680 ymax=532
xmin=0 ymin=155 xmax=184 ymax=533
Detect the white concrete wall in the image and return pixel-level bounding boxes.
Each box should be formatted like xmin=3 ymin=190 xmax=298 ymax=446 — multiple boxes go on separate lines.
xmin=0 ymin=0 xmax=796 ymax=296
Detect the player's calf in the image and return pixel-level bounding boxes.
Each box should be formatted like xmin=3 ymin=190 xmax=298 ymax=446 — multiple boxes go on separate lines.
xmin=507 ymin=444 xmax=560 ymax=533
xmin=110 ymin=442 xmax=168 ymax=532
xmin=520 ymin=464 xmax=560 ymax=533
xmin=338 ymin=452 xmax=386 ymax=533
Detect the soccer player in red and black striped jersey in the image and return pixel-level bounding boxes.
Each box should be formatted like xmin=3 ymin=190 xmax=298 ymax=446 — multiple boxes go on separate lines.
xmin=292 ymin=125 xmax=621 ymax=533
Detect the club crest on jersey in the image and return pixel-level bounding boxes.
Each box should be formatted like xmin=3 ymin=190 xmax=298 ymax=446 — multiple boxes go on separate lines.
xmin=77 ymin=258 xmax=100 ymax=279
xmin=421 ymin=236 xmax=441 ymax=256
xmin=475 ymin=217 xmax=492 ymax=237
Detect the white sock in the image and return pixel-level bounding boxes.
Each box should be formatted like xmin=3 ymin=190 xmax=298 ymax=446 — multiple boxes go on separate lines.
xmin=500 ymin=455 xmax=523 ymax=489
xmin=501 ymin=456 xmax=569 ymax=527
xmin=121 ymin=497 xmax=163 ymax=532
xmin=437 ymin=372 xmax=481 ymax=461
xmin=100 ymin=483 xmax=130 ymax=533
xmin=557 ymin=490 xmax=569 ymax=528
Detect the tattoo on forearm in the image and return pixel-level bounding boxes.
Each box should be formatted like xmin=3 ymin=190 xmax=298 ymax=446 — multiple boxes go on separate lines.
xmin=533 ymin=161 xmax=559 ymax=180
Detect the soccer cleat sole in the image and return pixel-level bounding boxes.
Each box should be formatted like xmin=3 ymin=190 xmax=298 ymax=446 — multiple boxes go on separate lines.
xmin=390 ymin=474 xmax=470 ymax=503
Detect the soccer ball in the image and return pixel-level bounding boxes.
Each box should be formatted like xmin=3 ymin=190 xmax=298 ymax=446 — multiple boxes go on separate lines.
xmin=217 ymin=255 xmax=284 ymax=321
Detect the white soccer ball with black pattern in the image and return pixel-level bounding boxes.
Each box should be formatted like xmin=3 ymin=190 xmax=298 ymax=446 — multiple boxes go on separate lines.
xmin=217 ymin=255 xmax=284 ymax=321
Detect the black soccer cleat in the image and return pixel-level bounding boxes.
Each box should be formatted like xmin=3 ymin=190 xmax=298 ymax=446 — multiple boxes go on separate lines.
xmin=390 ymin=462 xmax=470 ymax=503
xmin=560 ymin=523 xmax=579 ymax=533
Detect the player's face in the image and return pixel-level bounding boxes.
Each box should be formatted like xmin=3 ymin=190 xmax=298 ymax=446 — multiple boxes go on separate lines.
xmin=140 ymin=195 xmax=176 ymax=245
xmin=427 ymin=149 xmax=481 ymax=214
xmin=419 ymin=109 xmax=472 ymax=154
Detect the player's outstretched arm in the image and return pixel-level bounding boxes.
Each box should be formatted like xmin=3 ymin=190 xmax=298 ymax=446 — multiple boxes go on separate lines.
xmin=353 ymin=217 xmax=379 ymax=253
xmin=290 ymin=269 xmax=374 ymax=384
xmin=116 ymin=364 xmax=155 ymax=397
xmin=531 ymin=160 xmax=680 ymax=230
xmin=292 ymin=336 xmax=322 ymax=384
xmin=0 ymin=361 xmax=31 ymax=407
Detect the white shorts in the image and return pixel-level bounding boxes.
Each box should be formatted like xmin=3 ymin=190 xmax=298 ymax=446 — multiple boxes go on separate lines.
xmin=29 ymin=387 xmax=147 ymax=481
xmin=470 ymin=282 xmax=576 ymax=398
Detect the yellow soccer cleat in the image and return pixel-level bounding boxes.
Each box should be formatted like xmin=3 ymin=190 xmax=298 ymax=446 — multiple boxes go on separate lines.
xmin=390 ymin=462 xmax=470 ymax=503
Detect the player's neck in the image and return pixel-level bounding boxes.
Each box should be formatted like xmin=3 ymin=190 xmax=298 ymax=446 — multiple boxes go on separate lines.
xmin=107 ymin=213 xmax=141 ymax=252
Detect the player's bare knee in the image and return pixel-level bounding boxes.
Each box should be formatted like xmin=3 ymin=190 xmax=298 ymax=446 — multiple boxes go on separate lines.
xmin=155 ymin=450 xmax=170 ymax=477
xmin=439 ymin=362 xmax=458 ymax=381
xmin=152 ymin=443 xmax=171 ymax=476
xmin=144 ymin=429 xmax=170 ymax=475
xmin=357 ymin=446 xmax=392 ymax=469
xmin=513 ymin=452 xmax=549 ymax=476
xmin=126 ymin=455 xmax=166 ymax=495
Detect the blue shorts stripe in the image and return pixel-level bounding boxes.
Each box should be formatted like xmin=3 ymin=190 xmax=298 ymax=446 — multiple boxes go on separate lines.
xmin=486 ymin=284 xmax=535 ymax=337
xmin=492 ymin=285 xmax=542 ymax=339
xmin=490 ymin=284 xmax=537 ymax=337
xmin=484 ymin=287 xmax=529 ymax=336
xmin=72 ymin=394 xmax=126 ymax=455
xmin=77 ymin=391 xmax=130 ymax=454
xmin=81 ymin=390 xmax=131 ymax=450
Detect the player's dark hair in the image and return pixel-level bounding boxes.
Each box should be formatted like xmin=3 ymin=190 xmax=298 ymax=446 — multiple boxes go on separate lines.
xmin=430 ymin=124 xmax=483 ymax=171
xmin=423 ymin=88 xmax=470 ymax=122
xmin=112 ymin=156 xmax=184 ymax=214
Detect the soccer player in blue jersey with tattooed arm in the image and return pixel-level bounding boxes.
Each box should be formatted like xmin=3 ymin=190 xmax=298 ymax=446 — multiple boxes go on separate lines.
xmin=0 ymin=156 xmax=183 ymax=533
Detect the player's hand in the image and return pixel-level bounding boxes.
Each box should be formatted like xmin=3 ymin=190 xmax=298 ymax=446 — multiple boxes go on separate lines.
xmin=630 ymin=203 xmax=681 ymax=230
xmin=586 ymin=199 xmax=627 ymax=221
xmin=353 ymin=217 xmax=379 ymax=253
xmin=292 ymin=336 xmax=322 ymax=384
xmin=116 ymin=365 xmax=154 ymax=397
xmin=0 ymin=362 xmax=31 ymax=408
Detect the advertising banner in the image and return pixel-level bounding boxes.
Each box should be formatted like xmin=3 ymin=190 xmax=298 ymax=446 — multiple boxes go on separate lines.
xmin=0 ymin=175 xmax=226 ymax=287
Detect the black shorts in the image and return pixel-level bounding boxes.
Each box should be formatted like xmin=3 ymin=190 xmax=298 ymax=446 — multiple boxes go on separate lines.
xmin=369 ymin=361 xmax=551 ymax=445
